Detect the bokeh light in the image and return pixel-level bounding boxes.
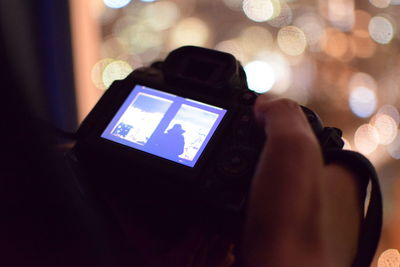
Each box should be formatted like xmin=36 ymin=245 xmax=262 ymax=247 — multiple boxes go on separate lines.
xmin=169 ymin=17 xmax=210 ymax=48
xmin=321 ymin=28 xmax=349 ymax=58
xmin=349 ymin=87 xmax=377 ymax=118
xmin=354 ymin=124 xmax=380 ymax=155
xmin=377 ymin=248 xmax=400 ymax=267
xmin=378 ymin=105 xmax=400 ymax=125
xmin=267 ymin=3 xmax=292 ymax=28
xmin=369 ymin=15 xmax=395 ymax=44
xmin=257 ymin=52 xmax=292 ymax=94
xmin=370 ymin=114 xmax=398 ymax=145
xmin=370 ymin=0 xmax=391 ymax=8
xmin=349 ymin=72 xmax=377 ymax=91
xmin=91 ymin=58 xmax=114 ymax=90
xmin=103 ymin=0 xmax=131 ymax=9
xmin=277 ymin=26 xmax=307 ymax=56
xmin=117 ymin=22 xmax=164 ymax=55
xmin=242 ymin=0 xmax=281 ymax=22
xmin=327 ymin=0 xmax=355 ymax=32
xmin=244 ymin=60 xmax=276 ymax=93
xmin=294 ymin=12 xmax=325 ymax=52
xmin=142 ymin=1 xmax=180 ymax=31
xmin=388 ymin=133 xmax=400 ymax=159
xmin=102 ymin=60 xmax=133 ymax=89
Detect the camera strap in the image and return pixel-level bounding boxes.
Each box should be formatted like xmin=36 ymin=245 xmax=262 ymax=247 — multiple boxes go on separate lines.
xmin=324 ymin=149 xmax=383 ymax=267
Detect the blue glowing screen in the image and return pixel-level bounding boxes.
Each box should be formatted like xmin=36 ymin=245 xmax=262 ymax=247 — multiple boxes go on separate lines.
xmin=101 ymin=85 xmax=227 ymax=167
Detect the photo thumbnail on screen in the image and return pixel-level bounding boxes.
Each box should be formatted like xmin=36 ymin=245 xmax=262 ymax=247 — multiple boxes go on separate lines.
xmin=101 ymin=85 xmax=227 ymax=167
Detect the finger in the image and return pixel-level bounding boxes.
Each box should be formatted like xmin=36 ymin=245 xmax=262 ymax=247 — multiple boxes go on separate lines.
xmin=245 ymin=97 xmax=325 ymax=258
xmin=254 ymin=95 xmax=312 ymax=139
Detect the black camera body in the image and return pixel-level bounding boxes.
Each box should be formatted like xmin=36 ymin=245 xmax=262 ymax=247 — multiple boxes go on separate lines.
xmin=72 ymin=46 xmax=343 ymax=211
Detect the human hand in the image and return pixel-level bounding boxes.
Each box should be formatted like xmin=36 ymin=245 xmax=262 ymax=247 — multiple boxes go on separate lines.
xmin=244 ymin=95 xmax=363 ymax=267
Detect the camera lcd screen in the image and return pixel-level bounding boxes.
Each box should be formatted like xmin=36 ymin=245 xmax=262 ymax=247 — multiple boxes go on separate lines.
xmin=101 ymin=85 xmax=227 ymax=167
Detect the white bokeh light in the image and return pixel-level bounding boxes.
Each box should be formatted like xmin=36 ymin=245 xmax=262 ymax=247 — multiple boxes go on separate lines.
xmin=104 ymin=0 xmax=132 ymax=9
xmin=378 ymin=105 xmax=400 ymax=125
xmin=354 ymin=124 xmax=380 ymax=155
xmin=244 ymin=60 xmax=276 ymax=93
xmin=267 ymin=3 xmax=292 ymax=28
xmin=370 ymin=0 xmax=391 ymax=8
xmin=369 ymin=16 xmax=394 ymax=44
xmin=349 ymin=87 xmax=377 ymax=118
xmin=277 ymin=26 xmax=307 ymax=56
xmin=294 ymin=12 xmax=325 ymax=52
xmin=370 ymin=114 xmax=398 ymax=145
xmin=102 ymin=60 xmax=133 ymax=89
xmin=257 ymin=52 xmax=292 ymax=94
xmin=242 ymin=0 xmax=281 ymax=22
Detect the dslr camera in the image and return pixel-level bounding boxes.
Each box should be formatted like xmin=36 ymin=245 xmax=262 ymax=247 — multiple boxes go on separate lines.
xmin=72 ymin=46 xmax=343 ymax=211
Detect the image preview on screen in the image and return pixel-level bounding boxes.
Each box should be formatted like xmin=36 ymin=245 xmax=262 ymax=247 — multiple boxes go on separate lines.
xmin=101 ymin=85 xmax=227 ymax=167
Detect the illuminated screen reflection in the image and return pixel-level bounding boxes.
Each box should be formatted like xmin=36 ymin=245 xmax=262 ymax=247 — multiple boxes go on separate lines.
xmin=101 ymin=85 xmax=227 ymax=167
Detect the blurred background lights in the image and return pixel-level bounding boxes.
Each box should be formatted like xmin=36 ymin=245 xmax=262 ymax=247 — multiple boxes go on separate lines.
xmin=277 ymin=26 xmax=307 ymax=56
xmin=142 ymin=1 xmax=180 ymax=31
xmin=102 ymin=60 xmax=133 ymax=89
xmin=349 ymin=87 xmax=377 ymax=118
xmin=370 ymin=114 xmax=398 ymax=145
xmin=257 ymin=52 xmax=292 ymax=94
xmin=103 ymin=0 xmax=132 ymax=9
xmin=328 ymin=0 xmax=355 ymax=32
xmin=349 ymin=72 xmax=377 ymax=91
xmin=321 ymin=28 xmax=349 ymax=58
xmin=370 ymin=0 xmax=391 ymax=8
xmin=349 ymin=31 xmax=377 ymax=58
xmin=267 ymin=3 xmax=292 ymax=28
xmin=294 ymin=13 xmax=325 ymax=52
xmin=369 ymin=16 xmax=395 ymax=44
xmin=388 ymin=133 xmax=400 ymax=159
xmin=244 ymin=60 xmax=276 ymax=93
xmin=354 ymin=124 xmax=380 ymax=155
xmin=378 ymin=105 xmax=400 ymax=125
xmin=116 ymin=23 xmax=164 ymax=54
xmin=91 ymin=58 xmax=114 ymax=90
xmin=169 ymin=17 xmax=210 ymax=48
xmin=242 ymin=0 xmax=281 ymax=22
xmin=377 ymin=248 xmax=400 ymax=267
